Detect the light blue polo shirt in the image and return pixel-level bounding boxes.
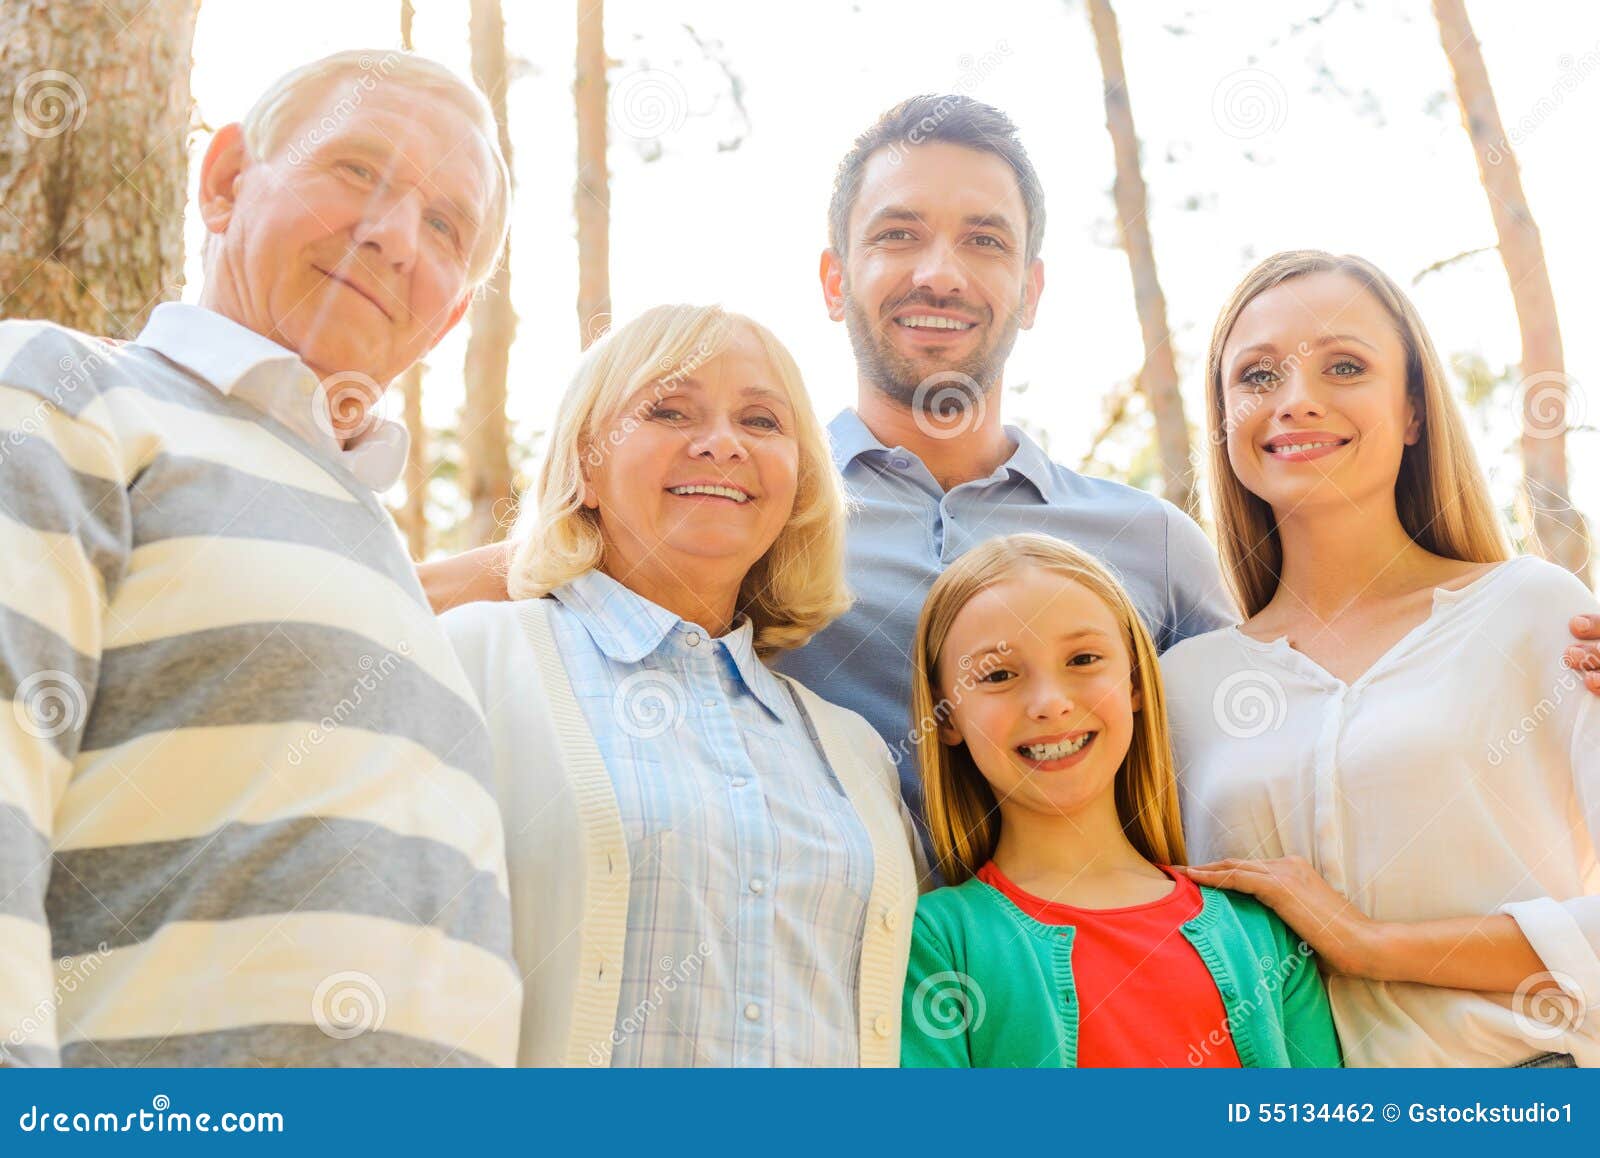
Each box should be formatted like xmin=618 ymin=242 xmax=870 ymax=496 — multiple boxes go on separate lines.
xmin=773 ymin=407 xmax=1238 ymax=850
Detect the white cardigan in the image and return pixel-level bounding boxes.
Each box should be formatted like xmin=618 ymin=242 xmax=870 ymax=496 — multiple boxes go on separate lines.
xmin=443 ymin=596 xmax=924 ymax=1067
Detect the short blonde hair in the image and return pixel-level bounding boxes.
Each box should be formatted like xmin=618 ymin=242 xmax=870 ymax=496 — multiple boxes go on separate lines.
xmin=232 ymin=49 xmax=511 ymax=286
xmin=508 ymin=304 xmax=853 ymax=658
xmin=1204 ymin=251 xmax=1509 ymax=618
xmin=911 ymin=533 xmax=1187 ymax=884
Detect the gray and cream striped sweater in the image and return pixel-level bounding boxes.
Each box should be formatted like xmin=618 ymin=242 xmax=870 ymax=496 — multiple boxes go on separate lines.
xmin=0 ymin=306 xmax=519 ymax=1067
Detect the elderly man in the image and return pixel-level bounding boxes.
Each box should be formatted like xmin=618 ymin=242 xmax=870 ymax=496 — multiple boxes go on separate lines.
xmin=0 ymin=51 xmax=518 ymax=1066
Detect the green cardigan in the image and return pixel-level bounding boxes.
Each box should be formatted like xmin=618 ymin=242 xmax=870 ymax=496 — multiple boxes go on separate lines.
xmin=902 ymin=875 xmax=1343 ymax=1068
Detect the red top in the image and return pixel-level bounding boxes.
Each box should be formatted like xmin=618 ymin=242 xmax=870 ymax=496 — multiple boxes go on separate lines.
xmin=976 ymin=861 xmax=1242 ymax=1068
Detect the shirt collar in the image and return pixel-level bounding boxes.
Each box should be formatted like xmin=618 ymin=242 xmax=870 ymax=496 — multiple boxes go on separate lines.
xmin=826 ymin=406 xmax=1056 ymax=501
xmin=551 ymin=568 xmax=791 ymax=721
xmin=133 ymin=302 xmax=410 ymax=492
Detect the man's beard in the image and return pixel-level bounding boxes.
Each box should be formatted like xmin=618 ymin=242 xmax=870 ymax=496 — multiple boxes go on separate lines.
xmin=842 ymin=289 xmax=1024 ymax=423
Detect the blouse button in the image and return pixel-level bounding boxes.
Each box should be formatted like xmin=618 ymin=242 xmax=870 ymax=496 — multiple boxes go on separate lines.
xmin=873 ymin=1015 xmax=892 ymax=1037
xmin=730 ymin=776 xmax=748 ymax=788
xmin=686 ymin=632 xmax=701 ymax=647
xmin=744 ymin=1003 xmax=762 ymax=1022
xmin=749 ymin=877 xmax=767 ymax=895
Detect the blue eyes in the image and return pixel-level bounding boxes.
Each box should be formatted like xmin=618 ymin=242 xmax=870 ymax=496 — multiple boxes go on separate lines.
xmin=1238 ymin=359 xmax=1366 ymax=389
xmin=338 ymin=162 xmax=459 ymax=245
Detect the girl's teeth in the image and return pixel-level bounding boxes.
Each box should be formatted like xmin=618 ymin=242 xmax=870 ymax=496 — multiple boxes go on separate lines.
xmin=1019 ymin=734 xmax=1092 ymax=760
xmin=1272 ymin=440 xmax=1343 ymax=454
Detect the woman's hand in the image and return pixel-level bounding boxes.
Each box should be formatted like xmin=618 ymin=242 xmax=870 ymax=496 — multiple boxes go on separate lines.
xmin=1174 ymin=856 xmax=1382 ymax=978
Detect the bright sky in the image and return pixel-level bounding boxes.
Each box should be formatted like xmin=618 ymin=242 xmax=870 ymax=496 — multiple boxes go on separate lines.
xmin=184 ymin=0 xmax=1600 ymax=545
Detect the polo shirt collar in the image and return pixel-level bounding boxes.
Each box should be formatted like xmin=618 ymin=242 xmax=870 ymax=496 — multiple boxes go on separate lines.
xmin=826 ymin=406 xmax=1055 ymax=501
xmin=133 ymin=302 xmax=410 ymax=492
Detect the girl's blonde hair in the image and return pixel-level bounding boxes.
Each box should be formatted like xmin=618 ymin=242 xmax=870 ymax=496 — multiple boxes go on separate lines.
xmin=911 ymin=532 xmax=1186 ymax=883
xmin=1205 ymin=250 xmax=1509 ymax=618
xmin=508 ymin=303 xmax=853 ymax=658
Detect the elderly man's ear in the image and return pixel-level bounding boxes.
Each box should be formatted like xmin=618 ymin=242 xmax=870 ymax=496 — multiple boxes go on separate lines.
xmin=198 ymin=123 xmax=247 ymax=238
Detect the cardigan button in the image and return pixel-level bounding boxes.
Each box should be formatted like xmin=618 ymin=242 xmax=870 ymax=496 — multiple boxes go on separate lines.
xmin=882 ymin=909 xmax=898 ymax=931
xmin=873 ymin=1015 xmax=891 ymax=1037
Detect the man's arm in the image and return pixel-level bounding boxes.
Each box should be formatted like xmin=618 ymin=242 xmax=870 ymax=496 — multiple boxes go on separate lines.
xmin=0 ymin=359 xmax=129 ymax=1066
xmin=416 ymin=540 xmax=516 ymax=615
xmin=1162 ymin=499 xmax=1240 ymax=650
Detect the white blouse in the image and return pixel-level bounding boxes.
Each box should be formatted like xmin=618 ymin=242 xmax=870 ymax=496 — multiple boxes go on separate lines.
xmin=1161 ymin=555 xmax=1600 ymax=1066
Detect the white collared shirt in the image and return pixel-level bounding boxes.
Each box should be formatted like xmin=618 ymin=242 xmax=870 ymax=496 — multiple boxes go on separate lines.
xmin=1162 ymin=556 xmax=1600 ymax=1067
xmin=134 ymin=302 xmax=409 ymax=492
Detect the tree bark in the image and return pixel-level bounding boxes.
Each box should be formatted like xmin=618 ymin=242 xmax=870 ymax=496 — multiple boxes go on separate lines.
xmin=0 ymin=0 xmax=199 ymax=336
xmin=1434 ymin=0 xmax=1587 ymax=580
xmin=574 ymin=0 xmax=611 ymax=348
xmin=1086 ymin=0 xmax=1198 ymax=519
xmin=392 ymin=0 xmax=430 ymax=559
xmin=461 ymin=0 xmax=517 ymax=547
xmin=395 ymin=362 xmax=429 ymax=558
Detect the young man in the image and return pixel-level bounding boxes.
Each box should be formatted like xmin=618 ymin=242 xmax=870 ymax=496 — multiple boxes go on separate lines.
xmin=770 ymin=96 xmax=1231 ymax=849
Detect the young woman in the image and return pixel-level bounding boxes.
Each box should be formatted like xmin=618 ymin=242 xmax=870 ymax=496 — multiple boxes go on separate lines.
xmin=443 ymin=304 xmax=922 ymax=1066
xmin=1162 ymin=250 xmax=1600 ymax=1067
xmin=900 ymin=533 xmax=1341 ymax=1068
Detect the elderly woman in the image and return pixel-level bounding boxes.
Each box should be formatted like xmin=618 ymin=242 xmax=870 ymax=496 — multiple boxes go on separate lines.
xmin=442 ymin=304 xmax=922 ymax=1067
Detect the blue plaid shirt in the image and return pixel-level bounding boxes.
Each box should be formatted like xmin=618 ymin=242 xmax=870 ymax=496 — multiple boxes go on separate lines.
xmin=548 ymin=568 xmax=875 ymax=1066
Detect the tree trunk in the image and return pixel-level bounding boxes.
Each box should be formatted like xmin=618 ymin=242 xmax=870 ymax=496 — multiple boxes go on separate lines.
xmin=0 ymin=0 xmax=199 ymax=336
xmin=1085 ymin=0 xmax=1198 ymax=520
xmin=392 ymin=0 xmax=430 ymax=559
xmin=574 ymin=0 xmax=611 ymax=348
xmin=461 ymin=0 xmax=517 ymax=547
xmin=1433 ymin=0 xmax=1588 ymax=580
xmin=395 ymin=362 xmax=429 ymax=558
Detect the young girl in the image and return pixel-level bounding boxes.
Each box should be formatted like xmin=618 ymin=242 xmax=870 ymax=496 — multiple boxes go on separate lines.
xmin=900 ymin=533 xmax=1341 ymax=1067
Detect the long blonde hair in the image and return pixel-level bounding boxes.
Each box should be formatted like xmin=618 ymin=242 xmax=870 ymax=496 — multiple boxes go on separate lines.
xmin=508 ymin=304 xmax=853 ymax=658
xmin=1205 ymin=250 xmax=1509 ymax=618
xmin=911 ymin=533 xmax=1186 ymax=883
